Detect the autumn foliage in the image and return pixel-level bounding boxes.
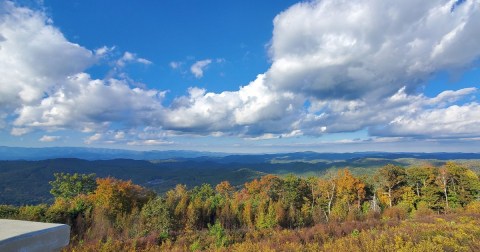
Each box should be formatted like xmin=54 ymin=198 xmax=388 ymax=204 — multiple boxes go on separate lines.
xmin=1 ymin=162 xmax=480 ymax=251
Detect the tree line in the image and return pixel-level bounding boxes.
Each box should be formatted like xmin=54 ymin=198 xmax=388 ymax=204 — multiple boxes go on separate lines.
xmin=0 ymin=161 xmax=479 ymax=251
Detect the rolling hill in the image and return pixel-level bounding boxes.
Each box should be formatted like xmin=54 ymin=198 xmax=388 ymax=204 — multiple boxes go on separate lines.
xmin=1 ymin=147 xmax=480 ymax=205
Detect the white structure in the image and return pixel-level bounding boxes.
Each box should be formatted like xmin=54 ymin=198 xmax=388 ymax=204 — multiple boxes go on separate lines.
xmin=0 ymin=219 xmax=70 ymax=252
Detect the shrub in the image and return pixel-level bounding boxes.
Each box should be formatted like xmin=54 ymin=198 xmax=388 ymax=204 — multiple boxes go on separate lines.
xmin=465 ymin=201 xmax=480 ymax=214
xmin=412 ymin=201 xmax=434 ymax=218
xmin=0 ymin=205 xmax=19 ymax=219
xmin=208 ymin=220 xmax=230 ymax=248
xmin=17 ymin=204 xmax=48 ymax=222
xmin=382 ymin=205 xmax=408 ymax=221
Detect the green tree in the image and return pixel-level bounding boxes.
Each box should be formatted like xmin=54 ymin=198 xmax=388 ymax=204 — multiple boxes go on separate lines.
xmin=190 ymin=183 xmax=216 ymax=228
xmin=406 ymin=164 xmax=436 ymax=197
xmin=375 ymin=164 xmax=407 ymax=208
xmin=49 ymin=173 xmax=96 ymax=199
xmin=256 ymin=199 xmax=278 ymax=229
xmin=280 ymin=174 xmax=310 ymax=228
xmin=141 ymin=197 xmax=172 ymax=239
xmin=443 ymin=162 xmax=480 ymax=208
xmin=208 ymin=220 xmax=230 ymax=248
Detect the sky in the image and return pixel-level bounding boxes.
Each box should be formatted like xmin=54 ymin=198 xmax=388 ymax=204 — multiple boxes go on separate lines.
xmin=0 ymin=0 xmax=480 ymax=153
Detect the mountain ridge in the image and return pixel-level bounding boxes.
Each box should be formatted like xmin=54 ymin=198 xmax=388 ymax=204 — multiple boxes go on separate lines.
xmin=1 ymin=146 xmax=480 ymax=161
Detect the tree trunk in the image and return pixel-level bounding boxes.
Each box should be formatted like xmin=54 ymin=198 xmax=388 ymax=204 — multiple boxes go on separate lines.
xmin=311 ymin=184 xmax=315 ymax=212
xmin=327 ymin=183 xmax=336 ymax=217
xmin=441 ymin=172 xmax=449 ymax=213
xmin=371 ymin=193 xmax=380 ymax=212
xmin=388 ymin=187 xmax=392 ymax=208
xmin=443 ymin=185 xmax=449 ymax=212
xmin=327 ymin=195 xmax=333 ymax=216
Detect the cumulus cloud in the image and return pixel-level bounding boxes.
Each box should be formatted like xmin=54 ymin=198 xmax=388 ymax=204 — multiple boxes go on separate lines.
xmin=160 ymin=0 xmax=480 ymax=140
xmin=0 ymin=1 xmax=95 ymax=116
xmin=0 ymin=2 xmax=164 ymax=138
xmin=160 ymin=74 xmax=302 ymax=136
xmin=391 ymin=103 xmax=480 ymax=138
xmin=1 ymin=0 xmax=480 ymax=146
xmin=261 ymin=0 xmax=480 ymax=139
xmin=267 ymin=0 xmax=480 ymax=101
xmin=371 ymin=99 xmax=480 ymax=138
xmin=190 ymin=59 xmax=212 ymax=78
xmin=304 ymin=87 xmax=479 ymax=136
xmin=12 ymin=73 xmax=166 ymax=132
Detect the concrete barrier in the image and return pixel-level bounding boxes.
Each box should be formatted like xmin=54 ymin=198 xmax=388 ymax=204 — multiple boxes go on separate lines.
xmin=0 ymin=219 xmax=70 ymax=252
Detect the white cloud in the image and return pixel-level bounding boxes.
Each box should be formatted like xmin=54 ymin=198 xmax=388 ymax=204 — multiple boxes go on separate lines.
xmin=39 ymin=135 xmax=60 ymax=142
xmin=190 ymin=59 xmax=212 ymax=78
xmin=94 ymin=46 xmax=115 ymax=57
xmin=267 ymin=0 xmax=480 ymax=101
xmin=245 ymin=130 xmax=303 ymax=141
xmin=85 ymin=133 xmax=102 ymax=144
xmin=12 ymin=73 xmax=166 ymax=132
xmin=10 ymin=127 xmax=31 ymax=136
xmin=0 ymin=1 xmax=95 ymax=118
xmin=130 ymin=0 xmax=480 ymax=141
xmin=169 ymin=61 xmax=182 ymax=69
xmin=116 ymin=51 xmax=152 ymax=68
xmin=137 ymin=58 xmax=152 ymax=65
xmin=1 ymin=0 xmax=480 ymax=146
xmin=260 ymin=0 xmax=480 ymax=139
xmin=160 ymin=74 xmax=302 ymax=136
xmin=301 ymin=87 xmax=479 ymax=136
xmin=0 ymin=3 xmax=164 ymax=135
xmin=372 ymin=102 xmax=480 ymax=138
xmin=1 ymin=2 xmax=298 ymax=141
xmin=114 ymin=131 xmax=125 ymax=140
xmin=127 ymin=139 xmax=174 ymax=146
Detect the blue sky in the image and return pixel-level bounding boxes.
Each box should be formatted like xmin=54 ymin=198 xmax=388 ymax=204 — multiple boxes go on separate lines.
xmin=1 ymin=0 xmax=480 ymax=153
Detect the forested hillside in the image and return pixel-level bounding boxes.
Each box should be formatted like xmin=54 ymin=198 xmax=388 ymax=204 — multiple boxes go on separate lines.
xmin=2 ymin=154 xmax=480 ymax=205
xmin=1 ymin=162 xmax=480 ymax=251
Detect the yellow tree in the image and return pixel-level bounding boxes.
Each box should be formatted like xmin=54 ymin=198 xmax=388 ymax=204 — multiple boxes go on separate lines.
xmin=92 ymin=177 xmax=153 ymax=220
xmin=215 ymin=181 xmax=236 ymax=228
xmin=165 ymin=184 xmax=189 ymax=230
xmin=336 ymin=169 xmax=366 ymax=210
xmin=314 ymin=177 xmax=336 ymax=222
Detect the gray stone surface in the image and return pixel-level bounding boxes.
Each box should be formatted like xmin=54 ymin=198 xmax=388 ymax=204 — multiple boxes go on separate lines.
xmin=0 ymin=219 xmax=70 ymax=252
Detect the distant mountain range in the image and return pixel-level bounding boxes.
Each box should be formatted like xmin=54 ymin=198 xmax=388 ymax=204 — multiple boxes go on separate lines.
xmin=0 ymin=146 xmax=225 ymax=160
xmin=1 ymin=146 xmax=480 ymax=205
xmin=1 ymin=146 xmax=480 ymax=161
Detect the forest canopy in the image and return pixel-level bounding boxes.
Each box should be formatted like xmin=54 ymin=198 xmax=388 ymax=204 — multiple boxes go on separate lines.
xmin=1 ymin=162 xmax=480 ymax=251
